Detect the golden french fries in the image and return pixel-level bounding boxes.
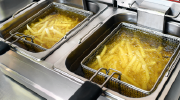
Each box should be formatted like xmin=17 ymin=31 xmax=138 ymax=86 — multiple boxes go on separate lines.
xmin=96 ymin=55 xmax=103 ymax=68
xmin=87 ymin=31 xmax=173 ymax=91
xmin=100 ymin=45 xmax=107 ymax=57
xmin=23 ymin=13 xmax=83 ymax=49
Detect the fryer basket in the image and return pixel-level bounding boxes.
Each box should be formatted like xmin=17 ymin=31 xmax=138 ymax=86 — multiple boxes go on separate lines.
xmin=9 ymin=2 xmax=93 ymax=53
xmin=81 ymin=22 xmax=180 ymax=97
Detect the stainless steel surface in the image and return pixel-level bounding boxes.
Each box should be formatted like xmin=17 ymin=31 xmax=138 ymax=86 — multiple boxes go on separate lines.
xmin=0 ymin=51 xmax=109 ymax=100
xmin=95 ymin=0 xmax=144 ymax=9
xmin=165 ymin=72 xmax=180 ymax=100
xmin=48 ymin=0 xmax=84 ymax=8
xmin=170 ymin=3 xmax=180 ymax=21
xmin=1 ymin=0 xmax=180 ymax=100
xmin=167 ymin=21 xmax=180 ymax=37
xmin=158 ymin=58 xmax=180 ymax=100
xmin=79 ymin=22 xmax=103 ymax=44
xmin=0 ymin=66 xmax=45 ymax=100
xmin=137 ymin=0 xmax=170 ymax=32
xmin=0 ymin=0 xmax=32 ymax=22
xmin=13 ymin=2 xmax=38 ymax=18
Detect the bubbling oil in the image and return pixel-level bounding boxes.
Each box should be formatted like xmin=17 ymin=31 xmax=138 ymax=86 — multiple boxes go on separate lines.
xmin=86 ymin=27 xmax=173 ymax=91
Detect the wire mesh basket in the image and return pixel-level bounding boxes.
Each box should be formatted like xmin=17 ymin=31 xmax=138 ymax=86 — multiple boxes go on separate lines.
xmin=9 ymin=2 xmax=93 ymax=52
xmin=81 ymin=22 xmax=180 ymax=97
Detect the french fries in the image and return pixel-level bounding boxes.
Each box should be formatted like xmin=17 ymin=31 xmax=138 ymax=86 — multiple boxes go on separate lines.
xmin=100 ymin=45 xmax=107 ymax=57
xmin=23 ymin=13 xmax=83 ymax=49
xmin=96 ymin=55 xmax=103 ymax=67
xmin=87 ymin=31 xmax=173 ymax=91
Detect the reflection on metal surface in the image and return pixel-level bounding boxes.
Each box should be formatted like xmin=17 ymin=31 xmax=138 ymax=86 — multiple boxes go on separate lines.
xmin=33 ymin=84 xmax=63 ymax=100
xmin=5 ymin=68 xmax=11 ymax=71
xmin=167 ymin=21 xmax=180 ymax=37
xmin=0 ymin=63 xmax=62 ymax=100
xmin=137 ymin=0 xmax=170 ymax=32
xmin=12 ymin=2 xmax=38 ymax=18
xmin=0 ymin=0 xmax=33 ymax=22
xmin=0 ymin=67 xmax=45 ymax=100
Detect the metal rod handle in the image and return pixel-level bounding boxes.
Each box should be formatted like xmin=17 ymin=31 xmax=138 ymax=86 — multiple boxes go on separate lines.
xmin=5 ymin=32 xmax=34 ymax=43
xmin=100 ymin=72 xmax=121 ymax=88
xmin=4 ymin=32 xmax=21 ymax=42
xmin=165 ymin=12 xmax=180 ymax=18
xmin=10 ymin=35 xmax=34 ymax=45
xmin=79 ymin=22 xmax=103 ymax=44
xmin=13 ymin=2 xmax=38 ymax=18
xmin=129 ymin=1 xmax=137 ymax=8
xmin=89 ymin=68 xmax=107 ymax=81
xmin=89 ymin=68 xmax=122 ymax=88
xmin=25 ymin=36 xmax=34 ymax=43
xmin=107 ymin=68 xmax=122 ymax=80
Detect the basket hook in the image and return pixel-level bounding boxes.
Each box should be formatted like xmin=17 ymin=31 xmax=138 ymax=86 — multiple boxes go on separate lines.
xmin=89 ymin=68 xmax=121 ymax=88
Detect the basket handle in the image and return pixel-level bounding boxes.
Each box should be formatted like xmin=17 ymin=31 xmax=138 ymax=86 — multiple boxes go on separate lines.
xmin=0 ymin=41 xmax=10 ymax=55
xmin=69 ymin=68 xmax=121 ymax=100
xmin=79 ymin=22 xmax=103 ymax=44
xmin=13 ymin=2 xmax=38 ymax=18
xmin=165 ymin=12 xmax=180 ymax=18
xmin=107 ymin=68 xmax=122 ymax=80
xmin=0 ymin=32 xmax=35 ymax=55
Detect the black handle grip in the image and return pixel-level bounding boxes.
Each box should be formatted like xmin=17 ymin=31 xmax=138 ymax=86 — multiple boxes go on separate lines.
xmin=0 ymin=41 xmax=10 ymax=55
xmin=69 ymin=81 xmax=103 ymax=100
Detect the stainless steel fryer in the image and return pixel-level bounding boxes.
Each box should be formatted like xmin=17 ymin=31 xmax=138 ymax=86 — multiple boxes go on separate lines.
xmin=1 ymin=0 xmax=180 ymax=100
xmin=81 ymin=22 xmax=180 ymax=97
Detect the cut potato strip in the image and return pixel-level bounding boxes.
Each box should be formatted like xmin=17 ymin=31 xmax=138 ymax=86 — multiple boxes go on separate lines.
xmin=122 ymin=75 xmax=140 ymax=88
xmin=34 ymin=38 xmax=44 ymax=44
xmin=110 ymin=44 xmax=119 ymax=54
xmin=38 ymin=21 xmax=48 ymax=33
xmin=44 ymin=37 xmax=60 ymax=41
xmin=45 ymin=28 xmax=52 ymax=38
xmin=144 ymin=48 xmax=156 ymax=52
xmin=40 ymin=29 xmax=46 ymax=40
xmin=136 ymin=39 xmax=146 ymax=58
xmin=50 ymin=27 xmax=64 ymax=36
xmin=100 ymin=45 xmax=107 ymax=57
xmin=27 ymin=24 xmax=35 ymax=34
xmin=124 ymin=55 xmax=137 ymax=74
xmin=132 ymin=60 xmax=139 ymax=72
xmin=126 ymin=41 xmax=133 ymax=60
xmin=119 ymin=47 xmax=128 ymax=68
xmin=96 ymin=55 xmax=103 ymax=67
xmin=136 ymin=63 xmax=142 ymax=72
